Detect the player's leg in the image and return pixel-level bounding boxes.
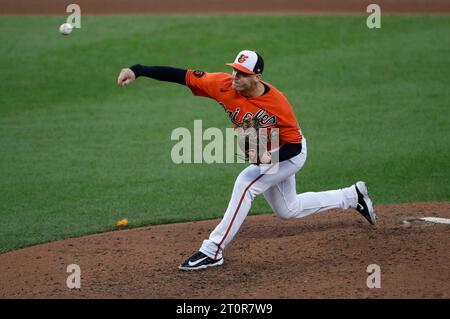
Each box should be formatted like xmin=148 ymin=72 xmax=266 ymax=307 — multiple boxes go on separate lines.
xmin=263 ymin=174 xmax=359 ymax=220
xmin=263 ymin=140 xmax=375 ymax=223
xmin=197 ymin=156 xmax=305 ymax=262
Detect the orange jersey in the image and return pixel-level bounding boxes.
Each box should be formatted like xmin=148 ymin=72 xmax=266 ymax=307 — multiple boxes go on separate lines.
xmin=185 ymin=70 xmax=302 ymax=146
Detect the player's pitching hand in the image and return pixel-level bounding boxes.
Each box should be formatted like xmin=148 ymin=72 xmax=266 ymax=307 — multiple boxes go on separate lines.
xmin=117 ymin=68 xmax=136 ymax=87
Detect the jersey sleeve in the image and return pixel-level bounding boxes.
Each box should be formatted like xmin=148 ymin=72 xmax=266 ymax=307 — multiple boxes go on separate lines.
xmin=185 ymin=70 xmax=230 ymax=100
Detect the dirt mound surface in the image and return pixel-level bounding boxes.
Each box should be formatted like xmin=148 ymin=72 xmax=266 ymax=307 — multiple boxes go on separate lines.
xmin=1 ymin=202 xmax=449 ymax=298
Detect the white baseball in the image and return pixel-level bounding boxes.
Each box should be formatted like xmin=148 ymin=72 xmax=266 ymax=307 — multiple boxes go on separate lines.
xmin=59 ymin=23 xmax=73 ymax=35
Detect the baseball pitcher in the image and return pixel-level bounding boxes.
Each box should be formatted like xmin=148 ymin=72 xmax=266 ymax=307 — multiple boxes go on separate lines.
xmin=117 ymin=50 xmax=376 ymax=270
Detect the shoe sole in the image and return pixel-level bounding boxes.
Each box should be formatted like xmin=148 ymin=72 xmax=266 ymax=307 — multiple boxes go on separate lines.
xmin=356 ymin=181 xmax=376 ymax=225
xmin=178 ymin=258 xmax=224 ymax=271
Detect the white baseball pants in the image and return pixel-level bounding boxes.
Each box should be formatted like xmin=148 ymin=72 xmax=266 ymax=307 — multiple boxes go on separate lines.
xmin=200 ymin=139 xmax=359 ymax=260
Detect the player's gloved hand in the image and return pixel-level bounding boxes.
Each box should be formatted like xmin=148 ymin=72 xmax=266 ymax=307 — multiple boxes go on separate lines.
xmin=117 ymin=68 xmax=136 ymax=87
xmin=238 ymin=116 xmax=272 ymax=166
xmin=259 ymin=150 xmax=272 ymax=165
xmin=247 ymin=149 xmax=272 ymax=165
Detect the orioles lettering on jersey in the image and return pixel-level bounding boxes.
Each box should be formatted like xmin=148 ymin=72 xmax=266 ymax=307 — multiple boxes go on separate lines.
xmin=226 ymin=108 xmax=277 ymax=128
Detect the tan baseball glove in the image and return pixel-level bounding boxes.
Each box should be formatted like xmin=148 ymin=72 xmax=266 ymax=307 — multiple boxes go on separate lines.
xmin=238 ymin=116 xmax=271 ymax=165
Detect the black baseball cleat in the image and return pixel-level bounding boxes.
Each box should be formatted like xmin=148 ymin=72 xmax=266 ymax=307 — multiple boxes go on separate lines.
xmin=355 ymin=181 xmax=376 ymax=225
xmin=178 ymin=251 xmax=224 ymax=271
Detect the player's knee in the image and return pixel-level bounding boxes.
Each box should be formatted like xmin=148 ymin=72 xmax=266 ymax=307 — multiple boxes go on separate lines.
xmin=275 ymin=209 xmax=292 ymax=220
xmin=273 ymin=204 xmax=296 ymax=220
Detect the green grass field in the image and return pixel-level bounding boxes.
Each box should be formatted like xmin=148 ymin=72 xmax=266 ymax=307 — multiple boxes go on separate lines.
xmin=0 ymin=15 xmax=449 ymax=253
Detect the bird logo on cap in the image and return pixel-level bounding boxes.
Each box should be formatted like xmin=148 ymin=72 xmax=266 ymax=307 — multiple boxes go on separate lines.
xmin=238 ymin=54 xmax=249 ymax=63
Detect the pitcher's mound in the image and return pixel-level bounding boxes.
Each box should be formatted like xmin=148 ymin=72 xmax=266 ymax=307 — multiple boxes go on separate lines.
xmin=0 ymin=202 xmax=449 ymax=298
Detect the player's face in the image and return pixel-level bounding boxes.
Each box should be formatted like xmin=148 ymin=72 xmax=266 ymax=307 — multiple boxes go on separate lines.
xmin=231 ymin=69 xmax=260 ymax=91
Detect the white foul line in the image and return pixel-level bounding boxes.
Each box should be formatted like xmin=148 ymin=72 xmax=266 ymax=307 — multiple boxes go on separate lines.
xmin=419 ymin=217 xmax=450 ymax=225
